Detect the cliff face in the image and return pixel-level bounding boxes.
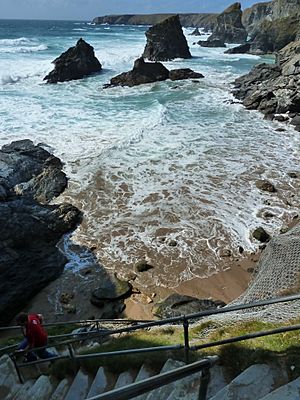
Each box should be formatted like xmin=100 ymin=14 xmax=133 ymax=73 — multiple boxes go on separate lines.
xmin=92 ymin=13 xmax=217 ymax=30
xmin=243 ymin=0 xmax=300 ymax=36
xmin=208 ymin=2 xmax=247 ymax=43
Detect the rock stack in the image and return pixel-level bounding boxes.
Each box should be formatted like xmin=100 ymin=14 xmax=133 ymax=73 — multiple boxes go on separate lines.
xmin=44 ymin=38 xmax=102 ymax=83
xmin=142 ymin=15 xmax=191 ymax=61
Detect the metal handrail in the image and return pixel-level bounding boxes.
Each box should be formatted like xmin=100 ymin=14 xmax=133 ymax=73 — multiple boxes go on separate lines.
xmin=86 ymin=356 xmax=219 ymax=400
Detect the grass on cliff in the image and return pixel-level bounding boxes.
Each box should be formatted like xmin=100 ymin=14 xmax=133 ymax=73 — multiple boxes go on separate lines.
xmin=50 ymin=319 xmax=300 ymax=381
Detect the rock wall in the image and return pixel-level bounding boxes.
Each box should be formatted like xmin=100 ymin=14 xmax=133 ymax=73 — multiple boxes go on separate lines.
xmin=0 ymin=140 xmax=81 ymax=326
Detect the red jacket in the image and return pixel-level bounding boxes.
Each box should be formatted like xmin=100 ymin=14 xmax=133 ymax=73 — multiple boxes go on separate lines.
xmin=25 ymin=314 xmax=48 ymax=348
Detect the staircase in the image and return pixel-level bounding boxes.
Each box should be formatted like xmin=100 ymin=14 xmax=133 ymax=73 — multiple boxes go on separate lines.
xmin=1 ymin=353 xmax=300 ymax=400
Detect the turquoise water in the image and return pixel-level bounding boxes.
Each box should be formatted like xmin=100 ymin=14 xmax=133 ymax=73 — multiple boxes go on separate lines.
xmin=0 ymin=20 xmax=299 ymax=287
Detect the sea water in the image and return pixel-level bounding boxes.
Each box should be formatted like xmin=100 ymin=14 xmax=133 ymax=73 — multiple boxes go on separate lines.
xmin=0 ymin=20 xmax=299 ymax=287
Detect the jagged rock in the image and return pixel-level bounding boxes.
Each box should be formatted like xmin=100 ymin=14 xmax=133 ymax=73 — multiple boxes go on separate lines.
xmin=225 ymin=43 xmax=251 ymax=54
xmin=105 ymin=58 xmax=204 ymax=87
xmin=198 ymin=39 xmax=226 ymax=48
xmin=153 ymin=294 xmax=225 ymax=318
xmin=208 ymin=2 xmax=247 ymax=44
xmin=252 ymin=227 xmax=271 ymax=243
xmin=233 ymin=40 xmax=300 ymax=125
xmin=0 ymin=140 xmax=81 ymax=326
xmin=91 ymin=274 xmax=132 ymax=301
xmin=44 ymin=38 xmax=102 ymax=83
xmin=169 ymin=68 xmax=204 ymax=80
xmin=242 ymin=0 xmax=300 ymax=51
xmin=255 ymin=180 xmax=276 ymax=193
xmin=189 ymin=28 xmax=201 ymax=36
xmin=142 ymin=15 xmax=191 ymax=61
xmin=107 ymin=57 xmax=169 ymax=87
xmin=135 ymin=260 xmax=154 ymax=272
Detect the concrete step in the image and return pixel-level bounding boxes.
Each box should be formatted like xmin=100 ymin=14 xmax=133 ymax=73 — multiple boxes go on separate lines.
xmin=0 ymin=355 xmax=20 ymax=399
xmin=210 ymin=364 xmax=277 ymax=400
xmin=130 ymin=364 xmax=156 ymax=400
xmin=114 ymin=371 xmax=135 ymax=389
xmin=23 ymin=375 xmax=55 ymax=400
xmin=5 ymin=380 xmax=34 ymax=400
xmin=49 ymin=378 xmax=70 ymax=400
xmin=144 ymin=359 xmax=185 ymax=400
xmin=86 ymin=367 xmax=109 ymax=398
xmin=259 ymin=377 xmax=300 ymax=400
xmin=207 ymin=365 xmax=227 ymax=399
xmin=64 ymin=369 xmax=91 ymax=400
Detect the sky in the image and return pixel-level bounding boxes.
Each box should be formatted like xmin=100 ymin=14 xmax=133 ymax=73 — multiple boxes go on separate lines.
xmin=0 ymin=0 xmax=264 ymax=21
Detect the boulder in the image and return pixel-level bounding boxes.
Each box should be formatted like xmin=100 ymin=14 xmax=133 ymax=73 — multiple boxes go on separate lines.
xmin=252 ymin=227 xmax=271 ymax=243
xmin=255 ymin=180 xmax=276 ymax=193
xmin=0 ymin=140 xmax=81 ymax=325
xmin=233 ymin=40 xmax=300 ymax=127
xmin=169 ymin=68 xmax=204 ymax=81
xmin=153 ymin=294 xmax=225 ymax=318
xmin=105 ymin=58 xmax=204 ymax=88
xmin=198 ymin=39 xmax=226 ymax=48
xmin=44 ymin=38 xmax=102 ymax=83
xmin=225 ymin=43 xmax=251 ymax=54
xmin=208 ymin=2 xmax=247 ymax=44
xmin=142 ymin=15 xmax=191 ymax=61
xmin=91 ymin=274 xmax=132 ymax=301
xmin=189 ymin=28 xmax=201 ymax=36
xmin=107 ymin=57 xmax=169 ymax=87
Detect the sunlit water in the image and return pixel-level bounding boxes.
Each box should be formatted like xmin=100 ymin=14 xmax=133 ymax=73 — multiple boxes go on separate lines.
xmin=0 ymin=20 xmax=299 ymax=288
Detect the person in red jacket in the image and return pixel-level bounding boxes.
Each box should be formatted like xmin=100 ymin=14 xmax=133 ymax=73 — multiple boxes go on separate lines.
xmin=16 ymin=313 xmax=56 ymax=362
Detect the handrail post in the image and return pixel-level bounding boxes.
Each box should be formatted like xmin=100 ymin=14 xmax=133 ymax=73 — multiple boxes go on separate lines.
xmin=68 ymin=344 xmax=78 ymax=375
xmin=183 ymin=317 xmax=190 ymax=364
xmin=198 ymin=366 xmax=211 ymax=400
xmin=10 ymin=354 xmax=23 ymax=384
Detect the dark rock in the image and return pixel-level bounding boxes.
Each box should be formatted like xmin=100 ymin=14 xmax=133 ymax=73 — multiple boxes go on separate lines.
xmin=142 ymin=15 xmax=191 ymax=61
xmin=255 ymin=180 xmax=276 ymax=193
xmin=198 ymin=39 xmax=226 ymax=48
xmin=105 ymin=58 xmax=204 ymax=88
xmin=91 ymin=274 xmax=132 ymax=301
xmin=189 ymin=28 xmax=201 ymax=36
xmin=291 ymin=115 xmax=300 ymax=127
xmin=135 ymin=260 xmax=154 ymax=272
xmin=44 ymin=38 xmax=102 ymax=83
xmin=252 ymin=227 xmax=271 ymax=243
xmin=107 ymin=57 xmax=169 ymax=87
xmin=169 ymin=68 xmax=204 ymax=81
xmin=218 ymin=249 xmax=232 ymax=257
xmin=208 ymin=2 xmax=247 ymax=44
xmin=153 ymin=294 xmax=226 ymax=318
xmin=225 ymin=43 xmax=251 ymax=54
xmin=0 ymin=140 xmax=81 ymax=326
xmin=288 ymin=171 xmax=298 ymax=178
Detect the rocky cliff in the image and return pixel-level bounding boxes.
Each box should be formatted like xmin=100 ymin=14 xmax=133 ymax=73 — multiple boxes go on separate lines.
xmin=92 ymin=13 xmax=217 ymax=30
xmin=0 ymin=140 xmax=81 ymax=326
xmin=208 ymin=2 xmax=247 ymax=44
xmin=233 ymin=40 xmax=300 ymax=128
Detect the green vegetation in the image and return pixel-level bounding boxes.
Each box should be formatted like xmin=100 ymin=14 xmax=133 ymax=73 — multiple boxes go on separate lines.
xmin=49 ymin=319 xmax=300 ymax=381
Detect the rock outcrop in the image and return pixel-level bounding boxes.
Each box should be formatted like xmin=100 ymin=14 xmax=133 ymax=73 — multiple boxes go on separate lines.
xmin=142 ymin=15 xmax=191 ymax=61
xmin=233 ymin=40 xmax=300 ymax=126
xmin=198 ymin=39 xmax=226 ymax=48
xmin=92 ymin=13 xmax=218 ymax=31
xmin=44 ymin=38 xmax=102 ymax=83
xmin=224 ymin=43 xmax=251 ymax=54
xmin=105 ymin=57 xmax=204 ymax=88
xmin=241 ymin=0 xmax=300 ymax=54
xmin=207 ymin=2 xmax=247 ymax=44
xmin=153 ymin=294 xmax=225 ymax=318
xmin=0 ymin=140 xmax=81 ymax=325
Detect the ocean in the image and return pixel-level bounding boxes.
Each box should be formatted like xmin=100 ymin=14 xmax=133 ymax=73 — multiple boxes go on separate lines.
xmin=0 ymin=19 xmax=299 ymax=289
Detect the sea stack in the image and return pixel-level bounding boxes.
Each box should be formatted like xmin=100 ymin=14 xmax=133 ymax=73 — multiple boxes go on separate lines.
xmin=142 ymin=15 xmax=191 ymax=61
xmin=44 ymin=38 xmax=102 ymax=83
xmin=208 ymin=2 xmax=247 ymax=44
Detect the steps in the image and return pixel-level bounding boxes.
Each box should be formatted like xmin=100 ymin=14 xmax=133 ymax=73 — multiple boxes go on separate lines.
xmin=0 ymin=353 xmax=298 ymax=400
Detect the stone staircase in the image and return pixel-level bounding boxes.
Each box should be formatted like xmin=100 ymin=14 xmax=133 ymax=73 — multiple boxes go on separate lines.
xmin=1 ymin=353 xmax=300 ymax=400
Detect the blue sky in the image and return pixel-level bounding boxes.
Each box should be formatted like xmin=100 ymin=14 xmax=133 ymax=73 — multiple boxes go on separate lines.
xmin=1 ymin=0 xmax=263 ymax=20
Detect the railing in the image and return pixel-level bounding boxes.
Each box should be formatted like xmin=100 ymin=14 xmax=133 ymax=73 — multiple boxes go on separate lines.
xmin=3 ymin=293 xmax=300 ymax=394
xmin=86 ymin=356 xmax=219 ymax=400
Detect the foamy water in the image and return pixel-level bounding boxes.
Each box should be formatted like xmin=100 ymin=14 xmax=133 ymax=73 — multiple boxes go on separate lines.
xmin=0 ymin=20 xmax=299 ymax=287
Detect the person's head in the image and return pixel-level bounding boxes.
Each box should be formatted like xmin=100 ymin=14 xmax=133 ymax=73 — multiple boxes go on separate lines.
xmin=16 ymin=312 xmax=28 ymax=326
